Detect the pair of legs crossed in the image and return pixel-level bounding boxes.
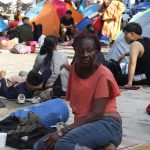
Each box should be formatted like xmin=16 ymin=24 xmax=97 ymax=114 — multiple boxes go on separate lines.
xmin=33 ymin=117 xmax=122 ymax=150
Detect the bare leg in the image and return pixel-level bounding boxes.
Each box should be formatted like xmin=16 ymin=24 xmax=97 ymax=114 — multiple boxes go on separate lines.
xmin=61 ymin=28 xmax=67 ymax=42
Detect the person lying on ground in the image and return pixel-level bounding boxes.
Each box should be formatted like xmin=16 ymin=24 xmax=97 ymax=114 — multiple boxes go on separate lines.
xmin=0 ymin=69 xmax=51 ymax=99
xmin=33 ymin=31 xmax=122 ymax=150
xmin=117 ymin=22 xmax=150 ymax=86
xmin=0 ymin=37 xmax=18 ymax=51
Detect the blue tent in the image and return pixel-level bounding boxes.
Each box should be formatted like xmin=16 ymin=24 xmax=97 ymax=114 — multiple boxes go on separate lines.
xmin=134 ymin=2 xmax=150 ymax=14
xmin=83 ymin=3 xmax=99 ymax=17
xmin=25 ymin=0 xmax=46 ymax=20
xmin=77 ymin=17 xmax=93 ymax=31
xmin=77 ymin=0 xmax=99 ymax=16
xmin=0 ymin=19 xmax=8 ymax=32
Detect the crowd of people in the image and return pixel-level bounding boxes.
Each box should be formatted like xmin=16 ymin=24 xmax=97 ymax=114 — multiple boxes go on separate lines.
xmin=0 ymin=0 xmax=150 ymax=149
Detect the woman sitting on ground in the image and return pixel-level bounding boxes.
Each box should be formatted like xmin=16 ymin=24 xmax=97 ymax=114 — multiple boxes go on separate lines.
xmin=32 ymin=35 xmax=69 ymax=99
xmin=33 ymin=35 xmax=68 ymax=85
xmin=33 ymin=31 xmax=122 ymax=150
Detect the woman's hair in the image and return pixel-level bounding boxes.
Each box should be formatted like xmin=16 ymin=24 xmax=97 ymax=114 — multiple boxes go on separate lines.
xmin=40 ymin=35 xmax=57 ymax=67
xmin=72 ymin=31 xmax=101 ymax=52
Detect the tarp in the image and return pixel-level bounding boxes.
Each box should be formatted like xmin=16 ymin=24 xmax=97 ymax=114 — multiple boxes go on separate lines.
xmin=0 ymin=19 xmax=8 ymax=32
xmin=25 ymin=0 xmax=46 ymax=20
xmin=106 ymin=9 xmax=150 ymax=63
xmin=11 ymin=98 xmax=69 ymax=128
xmin=25 ymin=0 xmax=83 ymax=36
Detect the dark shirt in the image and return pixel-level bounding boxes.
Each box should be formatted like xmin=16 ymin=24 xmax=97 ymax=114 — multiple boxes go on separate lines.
xmin=14 ymin=23 xmax=33 ymax=43
xmin=0 ymin=68 xmax=52 ymax=99
xmin=60 ymin=16 xmax=74 ymax=26
xmin=0 ymin=79 xmax=33 ymax=99
xmin=136 ymin=37 xmax=150 ymax=78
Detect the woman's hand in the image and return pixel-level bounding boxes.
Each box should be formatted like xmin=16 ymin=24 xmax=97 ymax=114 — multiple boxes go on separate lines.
xmin=43 ymin=132 xmax=60 ymax=150
xmin=124 ymin=83 xmax=133 ymax=88
xmin=118 ymin=54 xmax=125 ymax=62
xmin=60 ymin=64 xmax=65 ymax=70
xmin=60 ymin=64 xmax=71 ymax=71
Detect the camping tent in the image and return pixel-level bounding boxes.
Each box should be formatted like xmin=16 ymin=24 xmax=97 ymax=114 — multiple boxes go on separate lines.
xmin=25 ymin=0 xmax=83 ymax=36
xmin=0 ymin=18 xmax=8 ymax=32
xmin=106 ymin=8 xmax=150 ymax=63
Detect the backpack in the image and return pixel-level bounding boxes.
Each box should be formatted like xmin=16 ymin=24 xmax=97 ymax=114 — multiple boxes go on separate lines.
xmin=4 ymin=112 xmax=56 ymax=149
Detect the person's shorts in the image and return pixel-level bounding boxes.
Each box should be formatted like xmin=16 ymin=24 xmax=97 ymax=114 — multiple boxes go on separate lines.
xmin=66 ymin=28 xmax=74 ymax=35
xmin=60 ymin=28 xmax=74 ymax=36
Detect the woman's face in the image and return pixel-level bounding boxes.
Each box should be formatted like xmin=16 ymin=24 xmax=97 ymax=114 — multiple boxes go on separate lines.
xmin=76 ymin=38 xmax=98 ymax=68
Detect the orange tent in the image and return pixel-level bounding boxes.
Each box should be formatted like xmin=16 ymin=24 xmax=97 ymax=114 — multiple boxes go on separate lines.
xmin=31 ymin=1 xmax=83 ymax=37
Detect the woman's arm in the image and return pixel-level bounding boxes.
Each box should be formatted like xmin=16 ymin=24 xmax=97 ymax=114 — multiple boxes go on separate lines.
xmin=127 ymin=42 xmax=140 ymax=86
xmin=32 ymin=55 xmax=40 ymax=72
xmin=60 ymin=64 xmax=72 ymax=71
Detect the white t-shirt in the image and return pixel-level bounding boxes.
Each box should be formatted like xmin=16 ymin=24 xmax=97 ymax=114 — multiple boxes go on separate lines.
xmin=33 ymin=50 xmax=69 ymax=85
